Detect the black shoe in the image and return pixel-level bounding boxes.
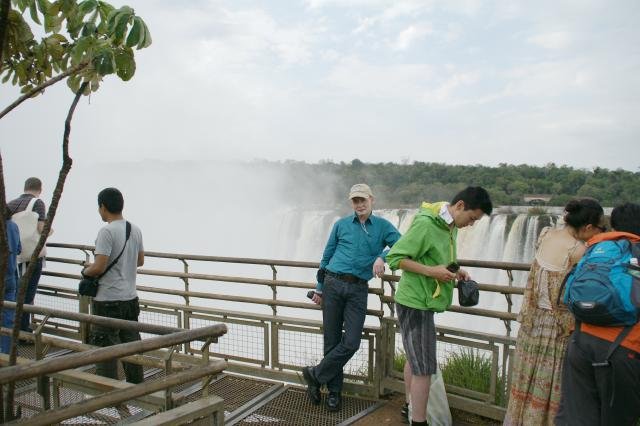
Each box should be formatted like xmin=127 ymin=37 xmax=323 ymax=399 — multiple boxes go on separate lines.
xmin=400 ymin=402 xmax=409 ymax=423
xmin=302 ymin=366 xmax=321 ymax=405
xmin=326 ymin=391 xmax=341 ymax=412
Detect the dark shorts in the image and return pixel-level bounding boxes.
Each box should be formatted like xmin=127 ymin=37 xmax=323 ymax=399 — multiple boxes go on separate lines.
xmin=397 ymin=303 xmax=437 ymax=376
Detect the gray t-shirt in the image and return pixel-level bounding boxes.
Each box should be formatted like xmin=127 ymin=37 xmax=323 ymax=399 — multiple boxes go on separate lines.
xmin=93 ymin=219 xmax=143 ymax=302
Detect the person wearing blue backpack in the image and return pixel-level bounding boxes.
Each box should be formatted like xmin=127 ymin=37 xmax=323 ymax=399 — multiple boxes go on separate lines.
xmin=556 ymin=202 xmax=640 ymax=426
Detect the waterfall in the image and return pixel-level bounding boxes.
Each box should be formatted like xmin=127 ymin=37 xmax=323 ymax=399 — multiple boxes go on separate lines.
xmin=275 ymin=207 xmax=560 ymax=333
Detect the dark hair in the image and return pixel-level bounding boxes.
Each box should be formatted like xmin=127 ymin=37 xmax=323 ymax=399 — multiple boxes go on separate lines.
xmin=98 ymin=187 xmax=124 ymax=214
xmin=24 ymin=177 xmax=42 ymax=192
xmin=563 ymin=198 xmax=603 ymax=229
xmin=451 ymin=186 xmax=493 ymax=215
xmin=611 ymin=203 xmax=640 ymax=236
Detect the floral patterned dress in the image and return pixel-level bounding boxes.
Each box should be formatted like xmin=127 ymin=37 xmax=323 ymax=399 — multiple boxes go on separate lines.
xmin=503 ymin=227 xmax=582 ymax=426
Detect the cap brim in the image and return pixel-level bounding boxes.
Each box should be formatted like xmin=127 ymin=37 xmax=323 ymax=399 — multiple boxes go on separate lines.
xmin=349 ymin=191 xmax=371 ymax=199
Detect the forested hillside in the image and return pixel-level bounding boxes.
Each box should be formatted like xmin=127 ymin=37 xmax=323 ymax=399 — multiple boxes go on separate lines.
xmin=273 ymin=160 xmax=640 ymax=208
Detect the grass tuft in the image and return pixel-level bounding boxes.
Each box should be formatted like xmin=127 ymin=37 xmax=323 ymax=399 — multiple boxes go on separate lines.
xmin=441 ymin=348 xmax=506 ymax=406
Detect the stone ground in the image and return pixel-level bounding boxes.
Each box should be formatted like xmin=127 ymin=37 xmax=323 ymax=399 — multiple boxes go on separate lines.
xmin=353 ymin=392 xmax=501 ymax=426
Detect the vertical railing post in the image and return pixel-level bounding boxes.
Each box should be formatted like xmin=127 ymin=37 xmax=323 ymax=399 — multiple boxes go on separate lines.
xmin=79 ymin=296 xmax=90 ymax=344
xmin=375 ymin=320 xmax=387 ymax=397
xmin=503 ymin=269 xmax=514 ymax=337
xmin=181 ymin=259 xmax=190 ymax=307
xmin=271 ymin=320 xmax=280 ymax=370
xmin=270 ymin=265 xmax=277 ymax=317
xmin=34 ymin=315 xmax=51 ymax=410
xmin=201 ymin=338 xmax=215 ymax=397
xmin=163 ymin=345 xmax=177 ymax=410
xmin=79 ymin=249 xmax=92 ymax=344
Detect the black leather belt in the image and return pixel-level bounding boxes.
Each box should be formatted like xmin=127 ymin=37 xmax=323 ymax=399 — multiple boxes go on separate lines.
xmin=325 ymin=270 xmax=368 ymax=285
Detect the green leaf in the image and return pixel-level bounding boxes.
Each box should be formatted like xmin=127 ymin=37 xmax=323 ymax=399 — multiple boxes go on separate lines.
xmin=113 ymin=11 xmax=132 ymax=44
xmin=92 ymin=49 xmax=115 ymax=75
xmin=44 ymin=12 xmax=63 ymax=33
xmin=70 ymin=36 xmax=91 ymax=64
xmin=114 ymin=47 xmax=135 ymax=81
xmin=29 ymin=1 xmax=42 ymax=25
xmin=140 ymin=19 xmax=152 ymax=48
xmin=81 ymin=22 xmax=96 ymax=37
xmin=125 ymin=16 xmax=141 ymax=48
xmin=98 ymin=1 xmax=115 ymax=22
xmin=36 ymin=0 xmax=51 ymax=15
xmin=67 ymin=74 xmax=81 ymax=92
xmin=78 ymin=0 xmax=97 ymax=16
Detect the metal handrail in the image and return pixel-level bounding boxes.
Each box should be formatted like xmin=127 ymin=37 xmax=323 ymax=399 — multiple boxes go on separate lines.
xmin=46 ymin=242 xmax=531 ymax=274
xmin=2 ymin=301 xmax=185 ymax=335
xmin=10 ymin=360 xmax=227 ymax=426
xmin=0 ymin=323 xmax=226 ymax=384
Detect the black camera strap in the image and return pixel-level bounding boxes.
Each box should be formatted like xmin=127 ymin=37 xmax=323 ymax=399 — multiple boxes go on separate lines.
xmin=96 ymin=221 xmax=132 ymax=280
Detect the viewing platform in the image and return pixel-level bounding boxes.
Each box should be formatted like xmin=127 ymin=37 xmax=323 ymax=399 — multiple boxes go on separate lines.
xmin=0 ymin=243 xmax=529 ymax=425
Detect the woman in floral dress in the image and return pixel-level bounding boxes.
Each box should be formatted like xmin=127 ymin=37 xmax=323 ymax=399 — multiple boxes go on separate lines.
xmin=504 ymin=198 xmax=605 ymax=425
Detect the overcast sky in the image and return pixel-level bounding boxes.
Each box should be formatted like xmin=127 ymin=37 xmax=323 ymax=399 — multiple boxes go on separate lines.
xmin=2 ymin=0 xmax=640 ymax=184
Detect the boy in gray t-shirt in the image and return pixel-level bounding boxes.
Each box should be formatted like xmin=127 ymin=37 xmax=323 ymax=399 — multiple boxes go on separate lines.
xmin=82 ymin=187 xmax=145 ymax=383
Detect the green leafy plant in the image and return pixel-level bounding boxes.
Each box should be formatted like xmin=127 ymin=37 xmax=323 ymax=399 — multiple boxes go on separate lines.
xmin=528 ymin=206 xmax=548 ymax=215
xmin=0 ymin=1 xmax=152 ymax=419
xmin=393 ymin=349 xmax=407 ymax=373
xmin=441 ymin=348 xmax=506 ymax=406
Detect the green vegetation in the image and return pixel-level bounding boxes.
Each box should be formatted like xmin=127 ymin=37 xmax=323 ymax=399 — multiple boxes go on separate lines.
xmin=1 ymin=1 xmax=151 ymax=419
xmin=441 ymin=348 xmax=507 ymax=406
xmin=393 ymin=349 xmax=407 ymax=373
xmin=273 ymin=160 xmax=640 ymax=208
xmin=528 ymin=206 xmax=548 ymax=215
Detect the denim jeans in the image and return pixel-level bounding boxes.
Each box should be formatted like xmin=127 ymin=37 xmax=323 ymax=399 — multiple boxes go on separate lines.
xmin=90 ymin=297 xmax=144 ymax=384
xmin=17 ymin=257 xmax=43 ymax=331
xmin=1 ymin=276 xmax=17 ymax=353
xmin=313 ymin=275 xmax=368 ymax=392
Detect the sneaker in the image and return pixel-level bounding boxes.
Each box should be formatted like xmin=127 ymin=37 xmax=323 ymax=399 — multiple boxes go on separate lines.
xmin=326 ymin=391 xmax=341 ymax=412
xmin=400 ymin=402 xmax=409 ymax=423
xmin=302 ymin=366 xmax=321 ymax=405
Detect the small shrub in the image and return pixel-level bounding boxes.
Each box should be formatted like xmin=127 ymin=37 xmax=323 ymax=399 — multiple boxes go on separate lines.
xmin=394 ymin=349 xmax=407 ymax=373
xmin=528 ymin=206 xmax=548 ymax=215
xmin=441 ymin=348 xmax=506 ymax=406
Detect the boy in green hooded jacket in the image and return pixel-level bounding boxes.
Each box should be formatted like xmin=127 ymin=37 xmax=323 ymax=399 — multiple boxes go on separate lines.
xmin=387 ymin=186 xmax=492 ymax=425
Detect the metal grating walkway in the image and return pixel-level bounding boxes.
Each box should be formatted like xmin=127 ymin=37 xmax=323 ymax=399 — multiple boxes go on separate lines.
xmin=10 ymin=340 xmax=383 ymax=425
xmin=228 ymin=385 xmax=382 ymax=426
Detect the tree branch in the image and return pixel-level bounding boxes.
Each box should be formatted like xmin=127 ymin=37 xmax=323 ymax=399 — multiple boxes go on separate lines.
xmin=4 ymin=81 xmax=89 ymax=420
xmin=0 ymin=62 xmax=88 ymax=120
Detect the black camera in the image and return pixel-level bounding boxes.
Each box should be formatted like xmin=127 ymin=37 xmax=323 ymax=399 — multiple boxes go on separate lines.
xmin=446 ymin=262 xmax=460 ymax=273
xmin=306 ymin=290 xmax=316 ymax=299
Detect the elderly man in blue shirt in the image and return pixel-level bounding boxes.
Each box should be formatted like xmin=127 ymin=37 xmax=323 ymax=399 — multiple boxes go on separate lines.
xmin=303 ymin=183 xmax=401 ymax=412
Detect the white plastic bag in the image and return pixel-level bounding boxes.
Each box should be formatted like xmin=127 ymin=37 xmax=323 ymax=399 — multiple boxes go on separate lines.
xmin=408 ymin=367 xmax=452 ymax=426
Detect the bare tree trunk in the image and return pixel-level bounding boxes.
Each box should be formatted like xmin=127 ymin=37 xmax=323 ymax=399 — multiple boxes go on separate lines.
xmin=0 ymin=62 xmax=88 ymax=120
xmin=0 ymin=151 xmax=9 ymax=425
xmin=3 ymin=82 xmax=89 ymax=420
xmin=0 ymin=0 xmax=10 ymax=65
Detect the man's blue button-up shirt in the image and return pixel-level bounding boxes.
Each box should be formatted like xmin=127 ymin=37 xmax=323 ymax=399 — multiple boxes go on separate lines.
xmin=317 ymin=213 xmax=401 ymax=290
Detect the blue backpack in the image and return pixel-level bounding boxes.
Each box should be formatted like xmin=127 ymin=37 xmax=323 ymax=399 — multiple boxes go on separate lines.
xmin=562 ymin=239 xmax=640 ymax=326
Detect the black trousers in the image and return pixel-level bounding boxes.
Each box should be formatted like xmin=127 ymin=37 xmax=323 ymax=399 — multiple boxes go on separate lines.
xmin=556 ymin=330 xmax=640 ymax=426
xmin=90 ymin=297 xmax=143 ymax=384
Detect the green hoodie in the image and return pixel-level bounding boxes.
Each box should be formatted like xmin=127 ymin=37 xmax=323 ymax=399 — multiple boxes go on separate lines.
xmin=387 ymin=202 xmax=457 ymax=312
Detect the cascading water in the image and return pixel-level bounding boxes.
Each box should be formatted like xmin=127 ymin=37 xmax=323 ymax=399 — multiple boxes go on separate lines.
xmin=275 ymin=207 xmax=562 ymax=334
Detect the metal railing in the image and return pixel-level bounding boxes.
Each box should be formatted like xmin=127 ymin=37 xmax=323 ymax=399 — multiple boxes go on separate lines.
xmin=32 ymin=242 xmax=532 ymax=420
xmin=0 ymin=302 xmax=228 ymax=424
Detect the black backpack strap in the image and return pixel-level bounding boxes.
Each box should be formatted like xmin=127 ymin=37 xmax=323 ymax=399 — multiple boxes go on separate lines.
xmin=557 ymin=264 xmax=577 ymax=306
xmin=97 ymin=221 xmax=132 ymax=280
xmin=589 ymin=325 xmax=634 ymax=407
